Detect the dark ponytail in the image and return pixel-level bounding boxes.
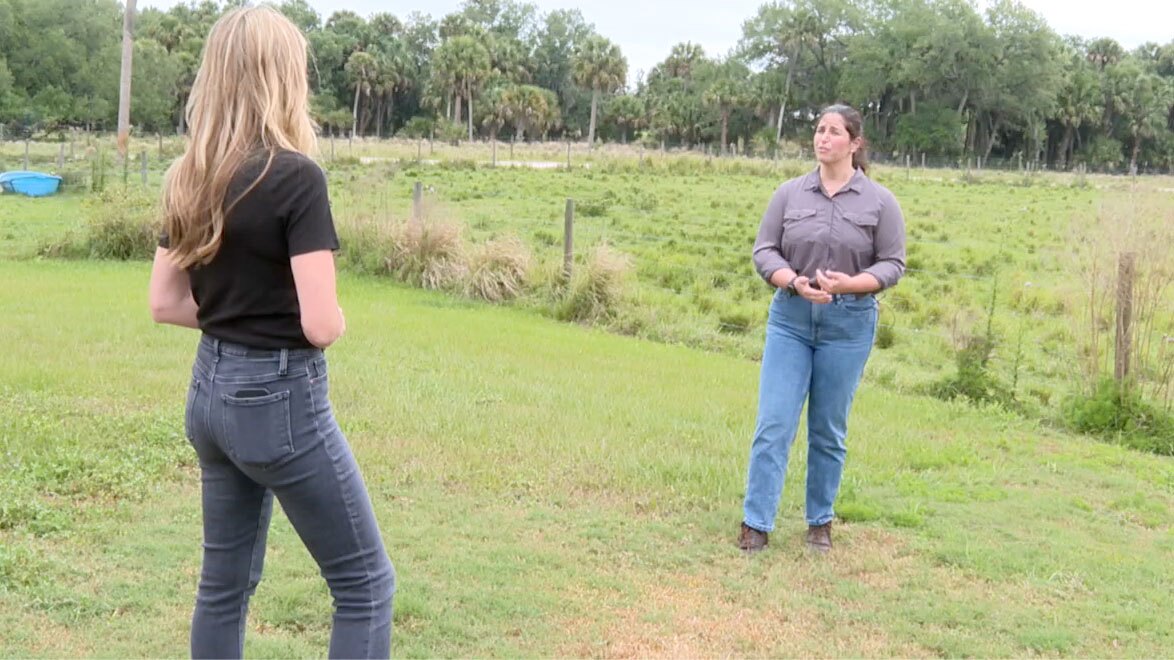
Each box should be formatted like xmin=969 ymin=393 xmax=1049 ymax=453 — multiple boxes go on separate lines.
xmin=820 ymin=104 xmax=868 ymax=175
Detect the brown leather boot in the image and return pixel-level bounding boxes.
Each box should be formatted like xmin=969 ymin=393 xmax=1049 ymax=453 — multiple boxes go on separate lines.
xmin=806 ymin=522 xmax=832 ymax=553
xmin=738 ymin=523 xmax=768 ymax=554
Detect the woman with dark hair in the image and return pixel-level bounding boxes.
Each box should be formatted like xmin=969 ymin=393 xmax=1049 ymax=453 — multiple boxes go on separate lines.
xmin=738 ymin=103 xmax=906 ymax=554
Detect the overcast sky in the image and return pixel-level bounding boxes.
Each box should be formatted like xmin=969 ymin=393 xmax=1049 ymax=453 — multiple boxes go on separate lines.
xmin=140 ymin=0 xmax=1174 ymax=83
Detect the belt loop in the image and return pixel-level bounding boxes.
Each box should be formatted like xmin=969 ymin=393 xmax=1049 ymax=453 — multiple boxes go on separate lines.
xmin=212 ymin=338 xmax=221 ymax=361
xmin=278 ymin=349 xmax=289 ymax=376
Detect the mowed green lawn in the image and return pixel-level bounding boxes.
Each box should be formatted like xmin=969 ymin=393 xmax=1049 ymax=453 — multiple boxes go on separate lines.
xmin=1 ymin=258 xmax=1170 ymax=657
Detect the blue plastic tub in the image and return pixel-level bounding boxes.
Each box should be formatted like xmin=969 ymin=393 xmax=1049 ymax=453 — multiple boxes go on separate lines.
xmin=0 ymin=170 xmax=63 ymax=197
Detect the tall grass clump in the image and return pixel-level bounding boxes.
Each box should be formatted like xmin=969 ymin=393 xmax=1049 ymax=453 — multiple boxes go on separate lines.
xmin=384 ymin=217 xmax=468 ymax=290
xmin=335 ymin=212 xmax=398 ymax=275
xmin=465 ymin=237 xmax=531 ymax=302
xmin=557 ymin=243 xmax=631 ymax=323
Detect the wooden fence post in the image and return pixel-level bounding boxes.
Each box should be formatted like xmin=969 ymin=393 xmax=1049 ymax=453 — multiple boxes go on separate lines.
xmin=412 ymin=181 xmax=423 ymax=225
xmin=566 ymin=140 xmax=572 ymax=169
xmin=57 ymin=144 xmax=65 ymax=170
xmin=1115 ymin=252 xmax=1135 ymax=385
xmin=563 ymin=198 xmax=574 ymax=279
xmin=140 ymin=150 xmax=148 ymax=185
xmin=24 ymin=139 xmax=30 ymax=169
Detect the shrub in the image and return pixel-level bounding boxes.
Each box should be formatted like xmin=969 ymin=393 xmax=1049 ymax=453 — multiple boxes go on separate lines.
xmin=929 ymin=334 xmax=1014 ymax=407
xmin=1063 ymin=379 xmax=1173 ymax=456
xmin=397 ymin=116 xmax=435 ymax=139
xmin=465 ymin=237 xmax=531 ymax=302
xmin=384 ymin=219 xmax=467 ymax=290
xmin=557 ymin=243 xmax=631 ymax=323
xmin=576 ymin=191 xmax=617 ymax=217
xmin=41 ymin=186 xmax=159 ymax=260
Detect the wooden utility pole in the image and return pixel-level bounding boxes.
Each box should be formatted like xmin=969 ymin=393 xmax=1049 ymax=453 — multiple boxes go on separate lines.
xmin=116 ymin=0 xmax=137 ymax=161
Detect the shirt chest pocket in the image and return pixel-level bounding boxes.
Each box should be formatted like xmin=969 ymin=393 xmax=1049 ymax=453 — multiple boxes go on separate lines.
xmin=783 ymin=208 xmax=818 ymax=225
xmin=781 ymin=208 xmax=819 ymax=240
xmin=841 ymin=211 xmax=879 ymax=248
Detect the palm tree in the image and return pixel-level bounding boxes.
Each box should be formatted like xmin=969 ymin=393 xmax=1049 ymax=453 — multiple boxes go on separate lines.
xmin=480 ymin=84 xmax=514 ymax=143
xmin=1120 ymin=69 xmax=1166 ymax=173
xmin=436 ymin=35 xmax=491 ymax=140
xmin=659 ymin=42 xmax=705 ymax=80
xmin=372 ymin=42 xmax=407 ymax=137
xmin=1087 ymin=38 xmax=1126 ymax=133
xmin=490 ymin=35 xmax=532 ymax=84
xmin=703 ymin=60 xmax=749 ymax=155
xmin=507 ymin=84 xmax=552 ymax=141
xmin=774 ymin=9 xmax=817 ymax=142
xmin=116 ymin=0 xmax=137 ymax=159
xmin=344 ymin=50 xmax=377 ymax=137
xmin=572 ymin=35 xmax=627 ymax=147
xmin=605 ymin=94 xmax=644 ymax=143
xmin=1053 ymin=51 xmax=1102 ymax=169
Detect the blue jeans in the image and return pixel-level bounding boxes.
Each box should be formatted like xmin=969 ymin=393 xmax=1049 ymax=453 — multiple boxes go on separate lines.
xmin=184 ymin=335 xmax=395 ymax=659
xmin=743 ymin=290 xmax=877 ymax=532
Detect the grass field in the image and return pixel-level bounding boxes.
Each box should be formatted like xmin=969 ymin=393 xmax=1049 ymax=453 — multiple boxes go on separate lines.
xmin=1 ymin=142 xmax=1171 ymax=656
xmin=5 ymin=139 xmax=1171 ymax=422
xmin=0 ymin=259 xmax=1171 ymax=657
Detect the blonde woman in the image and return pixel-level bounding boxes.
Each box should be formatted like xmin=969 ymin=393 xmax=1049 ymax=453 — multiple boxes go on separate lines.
xmin=147 ymin=7 xmax=394 ymax=658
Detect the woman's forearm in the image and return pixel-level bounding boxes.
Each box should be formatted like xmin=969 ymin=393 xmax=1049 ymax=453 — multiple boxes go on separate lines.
xmin=153 ymin=294 xmax=200 ymax=329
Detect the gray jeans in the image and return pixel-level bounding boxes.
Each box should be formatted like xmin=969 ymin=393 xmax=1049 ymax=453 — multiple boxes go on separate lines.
xmin=184 ymin=335 xmax=394 ymax=659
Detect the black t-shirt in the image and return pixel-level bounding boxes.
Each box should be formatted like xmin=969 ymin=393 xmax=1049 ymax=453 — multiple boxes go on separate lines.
xmin=161 ymin=150 xmax=339 ymax=349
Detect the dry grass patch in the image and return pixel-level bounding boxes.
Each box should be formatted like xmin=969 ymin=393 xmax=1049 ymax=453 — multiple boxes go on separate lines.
xmin=556 ymin=526 xmax=931 ymax=658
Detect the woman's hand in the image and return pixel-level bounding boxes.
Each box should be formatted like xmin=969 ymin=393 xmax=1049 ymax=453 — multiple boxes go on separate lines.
xmin=815 ymin=269 xmax=853 ymax=295
xmin=794 ymin=275 xmax=832 ymax=304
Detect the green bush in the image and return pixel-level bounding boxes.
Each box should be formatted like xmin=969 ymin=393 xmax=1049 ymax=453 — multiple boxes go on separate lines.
xmin=577 ymin=190 xmax=617 ymax=217
xmin=397 ymin=116 xmax=435 ymax=139
xmin=1063 ymin=379 xmax=1173 ymax=456
xmin=929 ymin=335 xmax=1014 ymax=407
xmin=83 ymin=187 xmax=160 ymax=260
xmin=41 ymin=186 xmax=159 ymax=260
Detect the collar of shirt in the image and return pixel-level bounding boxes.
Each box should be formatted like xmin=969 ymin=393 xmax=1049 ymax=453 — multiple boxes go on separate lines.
xmin=803 ymin=167 xmax=867 ymax=194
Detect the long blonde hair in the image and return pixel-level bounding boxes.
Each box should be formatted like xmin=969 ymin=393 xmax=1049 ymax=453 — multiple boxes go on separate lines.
xmin=162 ymin=6 xmax=318 ymax=268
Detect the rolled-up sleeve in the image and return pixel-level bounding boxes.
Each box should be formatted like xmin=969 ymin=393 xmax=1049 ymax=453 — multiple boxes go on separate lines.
xmin=752 ymin=185 xmax=791 ymax=282
xmin=862 ymin=189 xmax=906 ymax=290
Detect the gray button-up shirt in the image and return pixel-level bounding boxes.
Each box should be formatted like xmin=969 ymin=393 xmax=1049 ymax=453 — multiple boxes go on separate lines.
xmin=752 ymin=168 xmax=906 ymax=290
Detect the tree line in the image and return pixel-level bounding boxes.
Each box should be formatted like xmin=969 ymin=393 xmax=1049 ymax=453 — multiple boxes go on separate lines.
xmin=1 ymin=0 xmax=1171 ymax=172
